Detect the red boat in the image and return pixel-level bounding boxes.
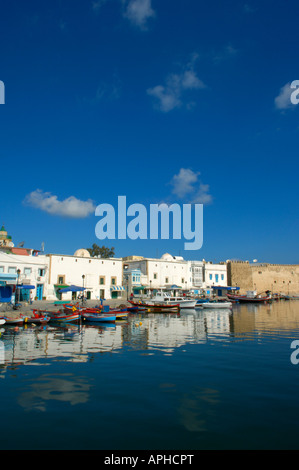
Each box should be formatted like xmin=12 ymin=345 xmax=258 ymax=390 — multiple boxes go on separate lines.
xmin=23 ymin=311 xmax=51 ymax=324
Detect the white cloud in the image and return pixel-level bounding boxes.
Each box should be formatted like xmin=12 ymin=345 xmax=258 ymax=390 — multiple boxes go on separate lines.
xmin=123 ymin=0 xmax=155 ymax=28
xmin=147 ymin=59 xmax=206 ymax=112
xmin=24 ymin=190 xmax=96 ymax=218
xmin=275 ymin=82 xmax=295 ymax=110
xmin=170 ymin=169 xmax=212 ymax=205
xmin=147 ymin=85 xmax=182 ymax=113
xmin=171 ymin=168 xmax=201 ymax=198
xmin=190 ymin=183 xmax=213 ymax=205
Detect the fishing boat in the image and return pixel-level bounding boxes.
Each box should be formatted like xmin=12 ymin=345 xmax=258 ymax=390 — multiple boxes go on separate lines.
xmin=146 ymin=292 xmax=196 ymax=309
xmin=201 ymin=301 xmax=232 ymax=309
xmin=36 ymin=306 xmax=81 ymax=323
xmin=81 ymin=312 xmax=116 ymax=323
xmin=23 ymin=311 xmax=51 ymax=324
xmin=0 ymin=319 xmax=6 ymax=326
xmin=195 ymin=299 xmax=210 ymax=307
xmin=127 ymin=305 xmax=147 ymax=313
xmin=128 ymin=300 xmax=180 ymax=313
xmin=227 ymin=294 xmax=271 ymax=303
xmin=1 ymin=317 xmax=24 ymax=325
xmin=49 ymin=311 xmax=81 ymax=323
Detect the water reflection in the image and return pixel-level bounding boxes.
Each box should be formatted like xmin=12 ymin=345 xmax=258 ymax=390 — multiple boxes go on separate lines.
xmin=17 ymin=374 xmax=91 ymax=411
xmin=0 ymin=302 xmax=298 ymax=370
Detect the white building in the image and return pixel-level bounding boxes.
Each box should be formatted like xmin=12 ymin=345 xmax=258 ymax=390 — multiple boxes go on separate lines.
xmin=123 ymin=254 xmax=205 ymax=294
xmin=47 ymin=250 xmax=124 ymax=301
xmin=0 ymin=244 xmax=125 ymax=302
xmin=203 ymin=261 xmax=227 ymax=291
xmin=0 ymin=250 xmax=49 ymax=301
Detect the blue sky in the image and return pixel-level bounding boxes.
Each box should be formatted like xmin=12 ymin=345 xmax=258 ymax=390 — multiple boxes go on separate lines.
xmin=0 ymin=0 xmax=298 ymax=263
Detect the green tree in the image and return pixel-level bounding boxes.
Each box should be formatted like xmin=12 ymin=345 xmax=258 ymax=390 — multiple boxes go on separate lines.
xmin=87 ymin=244 xmax=115 ymax=258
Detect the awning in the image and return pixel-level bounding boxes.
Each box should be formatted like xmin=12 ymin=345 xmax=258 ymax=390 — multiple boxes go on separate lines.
xmin=58 ymin=285 xmax=86 ymax=293
xmin=211 ymin=286 xmax=240 ymax=291
xmin=110 ymin=286 xmax=125 ymax=291
xmin=132 ymin=286 xmax=145 ymax=291
xmin=0 ymin=273 xmax=17 ymax=281
xmin=17 ymin=285 xmax=35 ymax=290
xmin=54 ymin=284 xmax=70 ymax=289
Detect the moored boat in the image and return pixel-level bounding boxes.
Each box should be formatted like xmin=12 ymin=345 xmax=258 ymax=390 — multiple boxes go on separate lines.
xmin=1 ymin=317 xmax=24 ymax=325
xmin=37 ymin=307 xmax=81 ymax=323
xmin=82 ymin=312 xmax=116 ymax=323
xmin=227 ymin=294 xmax=271 ymax=303
xmin=128 ymin=300 xmax=180 ymax=313
xmin=148 ymin=292 xmax=196 ymax=309
xmin=24 ymin=311 xmax=51 ymax=324
xmin=201 ymin=301 xmax=232 ymax=309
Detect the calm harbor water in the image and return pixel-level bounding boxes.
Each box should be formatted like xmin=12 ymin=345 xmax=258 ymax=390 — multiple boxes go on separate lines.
xmin=1 ymin=301 xmax=299 ymax=450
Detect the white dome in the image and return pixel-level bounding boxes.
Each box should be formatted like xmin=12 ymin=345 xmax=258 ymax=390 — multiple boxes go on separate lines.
xmin=161 ymin=253 xmax=174 ymax=261
xmin=74 ymin=249 xmax=90 ymax=258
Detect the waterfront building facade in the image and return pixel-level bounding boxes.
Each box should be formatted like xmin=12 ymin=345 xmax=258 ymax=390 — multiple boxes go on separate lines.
xmin=47 ymin=250 xmax=124 ymax=301
xmin=0 ymin=250 xmax=49 ymax=301
xmin=123 ymin=254 xmax=212 ymax=295
xmin=203 ymin=261 xmax=228 ymax=291
xmin=123 ymin=253 xmax=192 ymax=293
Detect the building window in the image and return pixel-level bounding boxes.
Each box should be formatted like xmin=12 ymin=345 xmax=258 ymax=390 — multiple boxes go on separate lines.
xmin=0 ymin=266 xmax=4 ymax=273
xmin=99 ymin=276 xmax=105 ymax=285
xmin=111 ymin=277 xmax=116 ymax=286
xmin=153 ymin=273 xmax=157 ymax=279
xmin=209 ymin=274 xmax=213 ymax=280
xmin=57 ymin=275 xmax=65 ymax=285
xmin=100 ymin=289 xmax=105 ymax=299
xmin=24 ymin=268 xmax=32 ymax=276
xmin=165 ymin=277 xmax=169 ymax=284
xmin=221 ymin=274 xmax=224 ymax=281
xmin=8 ymin=267 xmax=17 ymax=274
xmin=38 ymin=269 xmax=45 ymax=277
xmin=215 ymin=274 xmax=219 ymax=283
xmin=181 ymin=278 xmax=185 ymax=284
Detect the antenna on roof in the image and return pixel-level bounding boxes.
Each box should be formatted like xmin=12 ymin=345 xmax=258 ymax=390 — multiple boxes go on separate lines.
xmin=41 ymin=242 xmax=45 ymax=253
xmin=17 ymin=241 xmax=25 ymax=248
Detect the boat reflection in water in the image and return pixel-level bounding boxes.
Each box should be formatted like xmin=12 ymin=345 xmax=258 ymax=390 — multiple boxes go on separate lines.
xmin=1 ymin=301 xmax=299 ymax=367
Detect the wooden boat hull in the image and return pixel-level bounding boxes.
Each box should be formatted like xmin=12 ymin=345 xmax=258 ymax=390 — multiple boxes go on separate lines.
xmin=128 ymin=301 xmax=180 ymax=312
xmin=82 ymin=313 xmax=116 ymax=323
xmin=227 ymin=294 xmax=271 ymax=303
xmin=40 ymin=310 xmax=81 ymax=323
xmin=201 ymin=302 xmax=232 ymax=309
xmin=24 ymin=316 xmax=50 ymax=324
xmin=3 ymin=318 xmax=24 ymax=325
xmin=51 ymin=313 xmax=80 ymax=323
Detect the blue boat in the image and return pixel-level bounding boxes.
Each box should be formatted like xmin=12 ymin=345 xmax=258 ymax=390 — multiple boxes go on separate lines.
xmin=82 ymin=313 xmax=116 ymax=323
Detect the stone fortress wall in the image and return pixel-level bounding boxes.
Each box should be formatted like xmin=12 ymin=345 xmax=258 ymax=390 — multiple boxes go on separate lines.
xmin=227 ymin=261 xmax=299 ymax=295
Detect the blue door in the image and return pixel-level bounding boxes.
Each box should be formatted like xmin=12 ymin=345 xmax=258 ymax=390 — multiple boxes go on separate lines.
xmin=36 ymin=284 xmax=43 ymax=300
